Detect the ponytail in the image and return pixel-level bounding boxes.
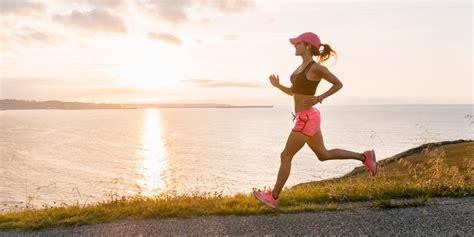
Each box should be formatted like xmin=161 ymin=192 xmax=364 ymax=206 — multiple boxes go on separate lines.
xmin=308 ymin=43 xmax=338 ymax=64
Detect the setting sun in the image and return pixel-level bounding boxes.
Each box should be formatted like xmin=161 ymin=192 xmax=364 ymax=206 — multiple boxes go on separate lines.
xmin=121 ymin=35 xmax=185 ymax=90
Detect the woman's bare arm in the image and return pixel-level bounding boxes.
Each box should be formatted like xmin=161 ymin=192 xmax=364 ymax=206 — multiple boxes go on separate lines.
xmin=275 ymin=84 xmax=293 ymax=96
xmin=303 ymin=64 xmax=343 ymax=105
xmin=313 ymin=65 xmax=343 ymax=100
xmin=269 ymin=74 xmax=293 ymax=96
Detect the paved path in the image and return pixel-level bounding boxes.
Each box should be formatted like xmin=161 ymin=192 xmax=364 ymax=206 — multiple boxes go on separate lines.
xmin=2 ymin=197 xmax=473 ymax=236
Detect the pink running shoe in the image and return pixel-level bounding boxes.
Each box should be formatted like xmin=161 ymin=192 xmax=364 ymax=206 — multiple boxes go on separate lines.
xmin=363 ymin=149 xmax=377 ymax=177
xmin=253 ymin=188 xmax=279 ymax=208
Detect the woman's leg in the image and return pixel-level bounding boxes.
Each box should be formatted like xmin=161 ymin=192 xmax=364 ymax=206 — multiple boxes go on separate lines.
xmin=272 ymin=131 xmax=309 ymax=199
xmin=306 ymin=128 xmax=366 ymax=162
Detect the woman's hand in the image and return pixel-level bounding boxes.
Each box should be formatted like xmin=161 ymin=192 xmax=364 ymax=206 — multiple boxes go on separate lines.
xmin=303 ymin=95 xmax=324 ymax=105
xmin=269 ymin=74 xmax=280 ymax=87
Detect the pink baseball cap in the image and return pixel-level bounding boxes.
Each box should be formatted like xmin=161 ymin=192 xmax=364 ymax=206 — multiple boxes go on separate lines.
xmin=289 ymin=32 xmax=321 ymax=48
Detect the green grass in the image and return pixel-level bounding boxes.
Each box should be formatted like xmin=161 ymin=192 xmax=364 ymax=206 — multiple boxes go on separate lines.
xmin=1 ymin=139 xmax=473 ymax=231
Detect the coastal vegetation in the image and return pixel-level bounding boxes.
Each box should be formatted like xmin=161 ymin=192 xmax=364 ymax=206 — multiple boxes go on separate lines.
xmin=1 ymin=139 xmax=472 ymax=230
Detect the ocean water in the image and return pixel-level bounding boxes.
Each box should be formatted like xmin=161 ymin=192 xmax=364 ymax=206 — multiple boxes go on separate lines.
xmin=0 ymin=104 xmax=472 ymax=211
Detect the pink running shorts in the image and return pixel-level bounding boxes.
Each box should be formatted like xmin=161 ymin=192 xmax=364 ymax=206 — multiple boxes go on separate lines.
xmin=291 ymin=107 xmax=321 ymax=137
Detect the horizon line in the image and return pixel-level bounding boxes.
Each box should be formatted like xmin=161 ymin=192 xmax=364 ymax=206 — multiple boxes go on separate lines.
xmin=1 ymin=98 xmax=472 ymax=107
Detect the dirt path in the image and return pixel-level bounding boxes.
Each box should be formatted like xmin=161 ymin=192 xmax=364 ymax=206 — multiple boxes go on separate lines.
xmin=2 ymin=196 xmax=473 ymax=236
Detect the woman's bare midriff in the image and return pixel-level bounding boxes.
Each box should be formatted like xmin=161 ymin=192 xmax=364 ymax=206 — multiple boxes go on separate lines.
xmin=293 ymin=93 xmax=315 ymax=113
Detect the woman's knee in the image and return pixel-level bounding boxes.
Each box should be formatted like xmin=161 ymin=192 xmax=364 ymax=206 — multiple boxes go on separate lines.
xmin=316 ymin=150 xmax=331 ymax=161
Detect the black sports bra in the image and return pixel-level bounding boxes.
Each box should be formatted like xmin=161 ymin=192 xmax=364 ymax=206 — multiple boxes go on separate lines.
xmin=290 ymin=61 xmax=320 ymax=95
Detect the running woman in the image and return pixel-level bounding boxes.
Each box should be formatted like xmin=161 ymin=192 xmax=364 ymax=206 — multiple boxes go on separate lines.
xmin=253 ymin=32 xmax=377 ymax=209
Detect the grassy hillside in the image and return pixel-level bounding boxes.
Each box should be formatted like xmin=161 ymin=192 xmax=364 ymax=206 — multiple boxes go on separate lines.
xmin=1 ymin=139 xmax=472 ymax=230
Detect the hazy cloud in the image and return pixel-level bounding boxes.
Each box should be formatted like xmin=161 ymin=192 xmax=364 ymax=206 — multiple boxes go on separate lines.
xmin=73 ymin=87 xmax=153 ymax=97
xmin=203 ymin=81 xmax=263 ymax=88
xmin=64 ymin=87 xmax=180 ymax=98
xmin=182 ymin=79 xmax=263 ymax=88
xmin=16 ymin=30 xmax=56 ymax=45
xmin=183 ymin=79 xmax=213 ymax=83
xmin=52 ymin=8 xmax=127 ymax=34
xmin=264 ymin=17 xmax=274 ymax=24
xmin=0 ymin=83 xmax=174 ymax=100
xmin=78 ymin=0 xmax=127 ymax=8
xmin=1 ymin=25 xmax=58 ymax=48
xmin=196 ymin=0 xmax=256 ymax=13
xmin=0 ymin=0 xmax=45 ymax=15
xmin=136 ymin=0 xmax=255 ymax=24
xmin=1 ymin=77 xmax=117 ymax=88
xmin=137 ymin=0 xmax=189 ymax=24
xmin=148 ymin=32 xmax=182 ymax=45
xmin=198 ymin=17 xmax=212 ymax=24
xmin=223 ymin=34 xmax=239 ymax=41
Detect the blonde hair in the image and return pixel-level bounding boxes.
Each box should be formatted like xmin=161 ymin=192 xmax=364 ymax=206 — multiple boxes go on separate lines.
xmin=305 ymin=42 xmax=338 ymax=64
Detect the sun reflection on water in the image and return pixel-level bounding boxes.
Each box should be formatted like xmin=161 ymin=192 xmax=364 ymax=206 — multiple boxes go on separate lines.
xmin=135 ymin=108 xmax=168 ymax=196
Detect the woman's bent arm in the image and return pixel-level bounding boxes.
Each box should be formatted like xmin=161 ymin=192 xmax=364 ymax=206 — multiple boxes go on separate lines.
xmin=319 ymin=83 xmax=342 ymax=101
xmin=269 ymin=74 xmax=293 ymax=96
xmin=311 ymin=64 xmax=343 ymax=100
xmin=275 ymin=84 xmax=293 ymax=96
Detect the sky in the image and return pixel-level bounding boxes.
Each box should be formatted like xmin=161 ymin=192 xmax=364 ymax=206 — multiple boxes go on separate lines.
xmin=0 ymin=0 xmax=472 ymax=105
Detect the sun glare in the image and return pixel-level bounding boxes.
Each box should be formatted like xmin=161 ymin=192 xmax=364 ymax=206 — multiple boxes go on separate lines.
xmin=122 ymin=36 xmax=184 ymax=90
xmin=136 ymin=109 xmax=168 ymax=196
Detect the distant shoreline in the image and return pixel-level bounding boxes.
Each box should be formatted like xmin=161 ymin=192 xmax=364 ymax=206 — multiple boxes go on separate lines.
xmin=0 ymin=99 xmax=273 ymax=110
xmin=0 ymin=106 xmax=274 ymax=110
